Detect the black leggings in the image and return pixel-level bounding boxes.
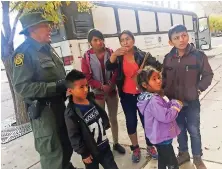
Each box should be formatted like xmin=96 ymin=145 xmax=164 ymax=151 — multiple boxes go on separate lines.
xmin=156 ymin=144 xmax=179 ymax=169
xmin=120 ymin=92 xmax=153 ymax=146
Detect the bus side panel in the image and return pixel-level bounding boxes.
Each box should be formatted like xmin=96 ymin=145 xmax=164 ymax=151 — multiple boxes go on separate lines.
xmin=51 ymin=41 xmax=74 ymax=73
xmin=69 ymin=40 xmax=90 ymax=71
xmin=67 ymin=32 xmax=195 ymax=72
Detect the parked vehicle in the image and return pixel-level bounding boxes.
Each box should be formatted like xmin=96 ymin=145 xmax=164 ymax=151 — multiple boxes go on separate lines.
xmin=50 ymin=1 xmax=211 ymax=73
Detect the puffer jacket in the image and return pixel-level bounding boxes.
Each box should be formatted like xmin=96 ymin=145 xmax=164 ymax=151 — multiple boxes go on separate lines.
xmin=137 ymin=92 xmax=181 ymax=144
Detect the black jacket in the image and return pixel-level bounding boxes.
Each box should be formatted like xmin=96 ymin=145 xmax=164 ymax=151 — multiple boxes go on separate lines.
xmin=64 ymin=94 xmax=110 ymax=159
xmin=106 ymin=46 xmax=162 ymax=94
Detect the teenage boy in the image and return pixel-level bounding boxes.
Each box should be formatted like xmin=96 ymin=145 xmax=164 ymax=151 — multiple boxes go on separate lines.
xmin=64 ymin=69 xmax=118 ymax=169
xmin=81 ymin=29 xmax=125 ymax=154
xmin=162 ymin=24 xmax=213 ymax=169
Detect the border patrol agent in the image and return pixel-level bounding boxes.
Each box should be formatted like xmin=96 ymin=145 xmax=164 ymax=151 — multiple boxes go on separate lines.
xmin=11 ymin=12 xmax=79 ymax=169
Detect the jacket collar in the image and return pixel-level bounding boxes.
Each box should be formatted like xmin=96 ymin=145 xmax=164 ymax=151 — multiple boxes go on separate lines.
xmin=66 ymin=97 xmax=84 ymax=119
xmin=25 ymin=37 xmax=47 ymax=51
xmin=168 ymin=43 xmax=195 ymax=58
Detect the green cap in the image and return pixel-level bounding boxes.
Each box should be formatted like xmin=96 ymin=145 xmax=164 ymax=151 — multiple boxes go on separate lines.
xmin=19 ymin=12 xmax=52 ymax=35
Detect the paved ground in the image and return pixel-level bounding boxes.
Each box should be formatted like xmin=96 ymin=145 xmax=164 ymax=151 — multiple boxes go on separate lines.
xmin=211 ymin=37 xmax=222 ymax=48
xmin=1 ymin=40 xmax=222 ymax=169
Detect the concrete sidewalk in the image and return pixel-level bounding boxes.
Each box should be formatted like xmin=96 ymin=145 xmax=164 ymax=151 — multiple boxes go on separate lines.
xmin=204 ymin=46 xmax=222 ymax=58
xmin=1 ymin=55 xmax=222 ymax=169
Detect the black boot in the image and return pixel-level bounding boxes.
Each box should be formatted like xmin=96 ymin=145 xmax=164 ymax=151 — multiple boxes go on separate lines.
xmin=113 ymin=143 xmax=126 ymax=154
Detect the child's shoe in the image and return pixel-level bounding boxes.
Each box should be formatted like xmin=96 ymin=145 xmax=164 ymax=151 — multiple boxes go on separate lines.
xmin=147 ymin=146 xmax=158 ymax=159
xmin=130 ymin=145 xmax=141 ymax=163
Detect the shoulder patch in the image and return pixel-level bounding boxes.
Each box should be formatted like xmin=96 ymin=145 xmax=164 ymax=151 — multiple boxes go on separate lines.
xmin=14 ymin=53 xmax=24 ymax=67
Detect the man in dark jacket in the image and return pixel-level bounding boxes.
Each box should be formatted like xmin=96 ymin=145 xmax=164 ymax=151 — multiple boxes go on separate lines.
xmin=162 ymin=25 xmax=213 ymax=169
xmin=64 ymin=69 xmax=118 ymax=169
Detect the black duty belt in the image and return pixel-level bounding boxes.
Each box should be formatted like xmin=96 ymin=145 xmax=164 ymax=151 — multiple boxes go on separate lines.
xmin=38 ymin=96 xmax=65 ymax=105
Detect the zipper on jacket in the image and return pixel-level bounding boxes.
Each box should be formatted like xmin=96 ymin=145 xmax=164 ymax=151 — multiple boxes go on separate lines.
xmin=176 ymin=49 xmax=182 ymax=63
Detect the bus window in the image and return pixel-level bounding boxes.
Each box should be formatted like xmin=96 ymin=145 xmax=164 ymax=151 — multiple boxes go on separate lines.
xmin=92 ymin=6 xmax=117 ymax=35
xmin=184 ymin=15 xmax=193 ymax=30
xmin=118 ymin=8 xmax=137 ymax=33
xmin=138 ymin=11 xmax=156 ymax=33
xmin=157 ymin=12 xmax=171 ymax=32
xmin=172 ymin=14 xmax=183 ymax=25
xmin=74 ymin=13 xmax=94 ymax=38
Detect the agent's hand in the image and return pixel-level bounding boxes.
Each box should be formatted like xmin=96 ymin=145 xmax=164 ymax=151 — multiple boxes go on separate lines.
xmin=83 ymin=155 xmax=93 ymax=164
xmin=113 ymin=47 xmax=128 ymax=57
xmin=56 ymin=79 xmax=67 ymax=93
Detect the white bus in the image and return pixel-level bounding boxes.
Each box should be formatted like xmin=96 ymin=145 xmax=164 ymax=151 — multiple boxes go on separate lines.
xmin=51 ymin=1 xmax=211 ymax=73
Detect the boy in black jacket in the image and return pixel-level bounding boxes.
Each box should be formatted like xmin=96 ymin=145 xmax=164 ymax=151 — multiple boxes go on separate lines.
xmin=64 ymin=69 xmax=119 ymax=169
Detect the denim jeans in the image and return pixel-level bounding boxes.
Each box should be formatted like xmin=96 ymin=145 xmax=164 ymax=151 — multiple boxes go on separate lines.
xmin=176 ymin=100 xmax=202 ymax=156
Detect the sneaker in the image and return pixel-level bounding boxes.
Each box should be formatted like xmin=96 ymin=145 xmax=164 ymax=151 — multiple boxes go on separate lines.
xmin=177 ymin=151 xmax=190 ymax=166
xmin=168 ymin=165 xmax=179 ymax=169
xmin=147 ymin=146 xmax=158 ymax=159
xmin=130 ymin=145 xmax=141 ymax=163
xmin=193 ymin=156 xmax=207 ymax=169
xmin=113 ymin=143 xmax=126 ymax=154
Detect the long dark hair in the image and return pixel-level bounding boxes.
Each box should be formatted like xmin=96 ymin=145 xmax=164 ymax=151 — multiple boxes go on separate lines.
xmin=118 ymin=30 xmax=135 ymax=41
xmin=137 ymin=66 xmax=159 ymax=92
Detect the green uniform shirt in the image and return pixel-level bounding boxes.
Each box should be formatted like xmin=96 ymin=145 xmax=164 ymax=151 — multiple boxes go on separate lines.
xmin=12 ymin=37 xmax=66 ymax=100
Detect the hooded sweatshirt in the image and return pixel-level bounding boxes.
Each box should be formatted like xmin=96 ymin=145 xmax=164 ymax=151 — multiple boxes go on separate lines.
xmin=137 ymin=92 xmax=182 ymax=144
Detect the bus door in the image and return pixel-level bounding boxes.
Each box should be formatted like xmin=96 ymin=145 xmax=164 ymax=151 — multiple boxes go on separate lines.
xmin=198 ymin=17 xmax=211 ymax=50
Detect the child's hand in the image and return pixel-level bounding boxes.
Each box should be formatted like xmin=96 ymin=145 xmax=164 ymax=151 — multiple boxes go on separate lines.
xmin=83 ymin=155 xmax=93 ymax=164
xmin=171 ymin=106 xmax=181 ymax=113
xmin=176 ymin=100 xmax=183 ymax=106
xmin=170 ymin=99 xmax=183 ymax=112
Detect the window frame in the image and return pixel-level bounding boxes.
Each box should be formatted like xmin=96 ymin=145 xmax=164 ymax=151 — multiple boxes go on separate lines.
xmin=183 ymin=14 xmax=194 ymax=31
xmin=156 ymin=11 xmax=172 ymax=32
xmin=65 ymin=3 xmax=197 ymax=39
xmin=137 ymin=10 xmax=158 ymax=34
xmin=117 ymin=7 xmax=139 ymax=34
xmin=172 ymin=13 xmax=184 ymax=26
xmin=91 ymin=6 xmax=118 ymax=36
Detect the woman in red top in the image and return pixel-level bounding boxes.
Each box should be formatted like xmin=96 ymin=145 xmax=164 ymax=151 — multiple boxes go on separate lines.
xmin=106 ymin=30 xmax=162 ymax=163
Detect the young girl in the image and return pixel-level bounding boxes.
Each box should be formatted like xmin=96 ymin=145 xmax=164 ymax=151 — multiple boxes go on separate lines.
xmin=137 ymin=66 xmax=183 ymax=169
